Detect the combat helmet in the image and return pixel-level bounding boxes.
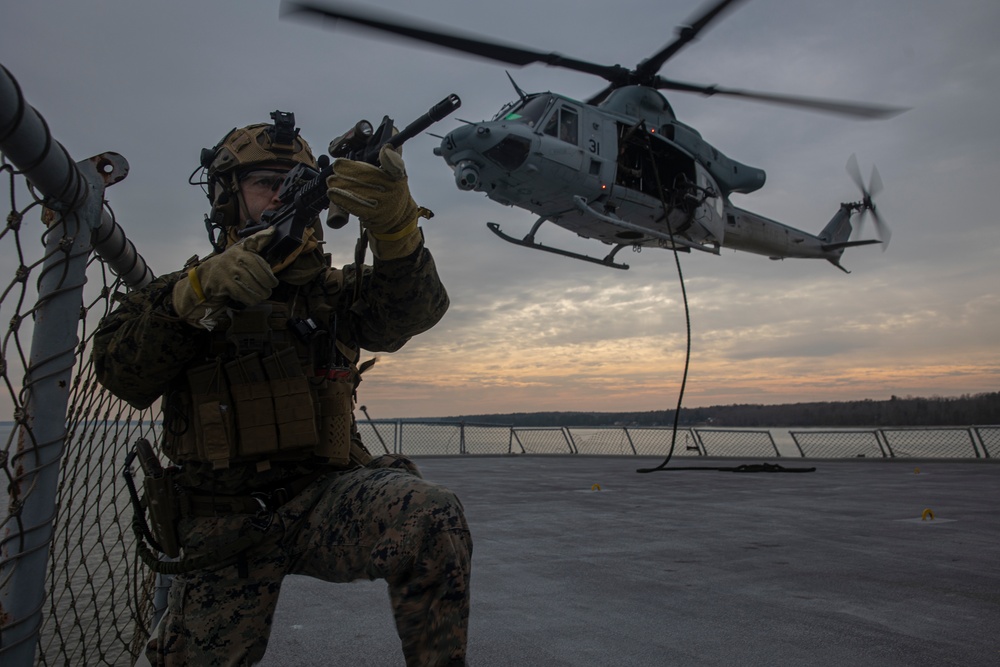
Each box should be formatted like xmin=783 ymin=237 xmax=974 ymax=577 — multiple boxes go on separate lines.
xmin=197 ymin=110 xmax=317 ymax=249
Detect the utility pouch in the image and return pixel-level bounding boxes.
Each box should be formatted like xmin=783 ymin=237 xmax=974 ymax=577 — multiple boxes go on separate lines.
xmin=225 ymin=353 xmax=279 ymax=457
xmin=136 ymin=439 xmax=182 ymax=558
xmin=187 ymin=360 xmax=236 ymax=469
xmin=350 ymin=437 xmax=374 ymax=467
xmin=315 ymin=369 xmax=354 ymax=466
xmin=262 ymin=346 xmax=319 ymax=451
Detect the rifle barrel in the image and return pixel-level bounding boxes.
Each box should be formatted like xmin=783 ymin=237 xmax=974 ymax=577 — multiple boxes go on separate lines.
xmin=387 ymin=94 xmax=461 ymax=152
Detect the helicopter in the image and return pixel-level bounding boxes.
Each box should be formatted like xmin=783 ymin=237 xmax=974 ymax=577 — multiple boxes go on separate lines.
xmin=283 ymin=0 xmax=903 ymax=272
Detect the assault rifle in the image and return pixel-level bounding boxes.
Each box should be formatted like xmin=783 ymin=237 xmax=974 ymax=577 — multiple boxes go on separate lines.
xmin=240 ymin=94 xmax=461 ymax=264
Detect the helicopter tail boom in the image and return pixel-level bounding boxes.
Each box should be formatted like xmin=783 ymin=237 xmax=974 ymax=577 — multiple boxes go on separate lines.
xmin=818 ymin=205 xmax=853 ymax=246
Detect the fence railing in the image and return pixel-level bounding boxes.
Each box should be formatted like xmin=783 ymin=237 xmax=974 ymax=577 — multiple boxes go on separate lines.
xmin=356 ymin=421 xmax=998 ymax=460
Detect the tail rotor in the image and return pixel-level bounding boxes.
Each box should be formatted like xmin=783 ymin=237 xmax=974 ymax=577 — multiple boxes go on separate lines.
xmin=846 ymin=153 xmax=891 ymax=250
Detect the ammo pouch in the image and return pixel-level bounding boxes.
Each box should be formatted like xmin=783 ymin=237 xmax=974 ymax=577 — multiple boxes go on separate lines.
xmin=165 ymin=351 xmax=361 ymax=469
xmin=225 ymin=348 xmax=321 ymax=460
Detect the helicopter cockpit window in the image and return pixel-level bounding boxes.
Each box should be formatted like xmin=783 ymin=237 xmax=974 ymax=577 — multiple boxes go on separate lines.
xmin=502 ymin=95 xmax=552 ymax=128
xmin=543 ymin=107 xmax=579 ymax=145
xmin=484 ymin=135 xmax=531 ymax=171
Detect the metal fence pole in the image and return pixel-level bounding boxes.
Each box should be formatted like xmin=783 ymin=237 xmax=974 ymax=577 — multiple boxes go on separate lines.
xmin=973 ymin=426 xmax=996 ymax=458
xmin=0 ymin=65 xmax=87 ymax=210
xmin=0 ymin=64 xmax=152 ymax=289
xmin=563 ymin=427 xmax=577 ymax=454
xmin=876 ymin=430 xmax=894 ymax=458
xmin=692 ymin=428 xmax=707 ymax=456
xmin=0 ymin=63 xmax=130 ymax=665
xmin=511 ymin=429 xmax=524 ymax=454
xmin=965 ymin=428 xmax=981 ymax=459
xmin=787 ymin=430 xmax=806 ymax=457
xmin=623 ymin=427 xmax=637 ymax=455
xmin=765 ymin=431 xmax=781 ymax=457
xmin=93 ymin=208 xmax=154 ymax=288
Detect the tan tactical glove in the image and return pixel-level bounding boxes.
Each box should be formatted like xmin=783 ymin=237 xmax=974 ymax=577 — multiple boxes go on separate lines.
xmin=326 ymin=145 xmax=429 ymax=260
xmin=172 ymin=227 xmax=279 ymax=330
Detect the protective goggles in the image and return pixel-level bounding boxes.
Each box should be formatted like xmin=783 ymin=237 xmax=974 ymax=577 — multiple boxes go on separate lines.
xmin=239 ymin=169 xmax=290 ymax=194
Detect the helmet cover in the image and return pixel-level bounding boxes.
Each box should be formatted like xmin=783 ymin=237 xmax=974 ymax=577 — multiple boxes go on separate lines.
xmin=202 ymin=111 xmax=317 ymax=228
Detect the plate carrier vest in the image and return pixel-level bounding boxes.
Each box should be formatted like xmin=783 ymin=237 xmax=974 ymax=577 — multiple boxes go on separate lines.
xmin=161 ymin=285 xmax=364 ymax=470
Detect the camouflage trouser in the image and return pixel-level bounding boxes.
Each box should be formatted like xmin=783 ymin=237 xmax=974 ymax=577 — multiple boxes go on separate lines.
xmin=144 ymin=455 xmax=472 ymax=666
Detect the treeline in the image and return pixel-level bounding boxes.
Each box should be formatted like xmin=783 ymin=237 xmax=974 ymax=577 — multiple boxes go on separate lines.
xmin=439 ymin=392 xmax=999 ymax=428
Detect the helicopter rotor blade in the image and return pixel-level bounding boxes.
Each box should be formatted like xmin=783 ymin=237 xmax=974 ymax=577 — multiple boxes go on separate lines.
xmin=846 ymin=154 xmax=870 ymax=237
xmin=282 ymin=1 xmax=627 ymax=82
xmin=846 ymin=153 xmax=866 ymax=192
xmin=868 ymin=164 xmax=884 ymax=198
xmin=636 ymin=0 xmax=749 ymax=79
xmin=846 ymin=155 xmax=891 ymax=250
xmin=868 ymin=169 xmax=891 ymax=251
xmin=872 ymin=208 xmax=891 ymax=251
xmin=859 ymin=204 xmax=891 ymax=251
xmin=847 ymin=153 xmax=870 ymax=238
xmin=283 ymin=1 xmax=908 ymax=121
xmin=856 ymin=210 xmax=869 ymax=240
xmin=654 ymin=77 xmax=908 ymax=119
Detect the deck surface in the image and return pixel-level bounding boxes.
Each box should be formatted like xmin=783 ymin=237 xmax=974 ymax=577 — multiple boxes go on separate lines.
xmin=258 ymin=455 xmax=1000 ymax=666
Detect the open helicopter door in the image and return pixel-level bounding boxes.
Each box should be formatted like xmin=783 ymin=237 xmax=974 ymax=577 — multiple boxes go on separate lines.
xmin=588 ymin=121 xmax=725 ymax=254
xmin=692 ymin=163 xmax=725 ymax=250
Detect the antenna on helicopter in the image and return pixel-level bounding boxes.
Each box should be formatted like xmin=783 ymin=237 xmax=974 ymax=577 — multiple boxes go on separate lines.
xmin=506 ymin=71 xmax=529 ymax=102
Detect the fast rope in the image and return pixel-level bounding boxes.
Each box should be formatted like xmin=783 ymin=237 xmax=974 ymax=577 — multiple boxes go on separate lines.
xmin=632 ymin=125 xmax=813 ymax=474
xmin=635 ymin=123 xmax=691 ymax=474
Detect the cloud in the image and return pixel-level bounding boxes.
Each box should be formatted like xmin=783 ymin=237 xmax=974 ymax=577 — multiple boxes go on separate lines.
xmin=1 ymin=0 xmax=998 ymax=421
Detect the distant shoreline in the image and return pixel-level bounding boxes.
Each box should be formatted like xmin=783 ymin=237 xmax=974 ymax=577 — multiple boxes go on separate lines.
xmin=2 ymin=392 xmax=997 ymax=432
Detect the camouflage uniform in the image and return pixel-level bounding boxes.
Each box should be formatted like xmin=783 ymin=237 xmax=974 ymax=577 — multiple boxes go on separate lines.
xmin=94 ymin=241 xmax=471 ymax=666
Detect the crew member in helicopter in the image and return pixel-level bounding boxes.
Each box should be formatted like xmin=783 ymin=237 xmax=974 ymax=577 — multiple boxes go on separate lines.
xmin=93 ymin=111 xmax=471 ymax=666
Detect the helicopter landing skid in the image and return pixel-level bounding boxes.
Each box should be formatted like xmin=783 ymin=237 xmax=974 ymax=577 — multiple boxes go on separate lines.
xmin=487 ymin=222 xmax=630 ymax=270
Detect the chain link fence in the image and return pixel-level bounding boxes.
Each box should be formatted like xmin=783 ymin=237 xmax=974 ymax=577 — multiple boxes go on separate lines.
xmin=400 ymin=422 xmax=464 ymax=456
xmin=462 ymin=423 xmax=515 ymax=455
xmin=511 ymin=427 xmax=574 ymax=454
xmin=624 ymin=427 xmax=702 ymax=457
xmin=790 ymin=430 xmax=886 ymax=458
xmin=880 ymin=427 xmax=981 ymax=458
xmin=565 ymin=427 xmax=635 ymax=456
xmin=975 ymin=426 xmax=998 ymax=458
xmin=692 ymin=428 xmax=781 ymax=457
xmin=357 ymin=422 xmax=997 ymax=460
xmin=357 ymin=421 xmax=519 ymax=456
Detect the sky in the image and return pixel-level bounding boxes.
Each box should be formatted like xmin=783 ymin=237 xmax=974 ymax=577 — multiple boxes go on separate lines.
xmin=1 ymin=0 xmax=998 ymax=419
